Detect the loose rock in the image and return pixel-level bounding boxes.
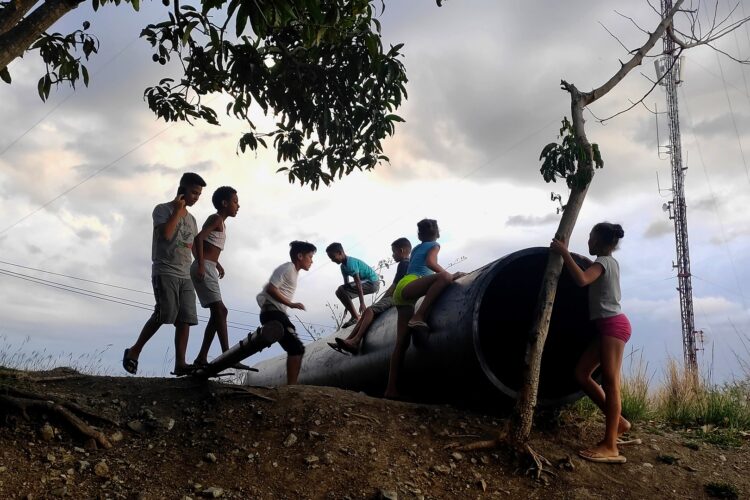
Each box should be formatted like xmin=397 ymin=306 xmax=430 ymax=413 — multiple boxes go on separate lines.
xmin=40 ymin=423 xmax=55 ymax=442
xmin=283 ymin=433 xmax=298 ymax=447
xmin=201 ymin=486 xmax=224 ymax=498
xmin=94 ymin=460 xmax=109 ymax=477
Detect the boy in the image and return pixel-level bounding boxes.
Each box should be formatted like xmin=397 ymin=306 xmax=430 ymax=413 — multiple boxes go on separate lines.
xmin=191 ymin=186 xmax=240 ymax=367
xmin=256 ymin=241 xmax=317 ymax=384
xmin=123 ymin=172 xmax=206 ymax=376
xmin=330 ymin=237 xmax=411 ymax=354
xmin=325 ymin=242 xmax=380 ymax=329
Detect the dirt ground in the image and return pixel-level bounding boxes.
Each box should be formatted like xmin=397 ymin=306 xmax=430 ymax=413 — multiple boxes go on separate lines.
xmin=0 ymin=367 xmax=748 ymax=499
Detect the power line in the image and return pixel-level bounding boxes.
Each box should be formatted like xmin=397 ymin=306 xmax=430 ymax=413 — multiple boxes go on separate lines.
xmin=0 ymin=258 xmax=336 ymax=330
xmin=0 ymin=266 xmax=322 ymax=341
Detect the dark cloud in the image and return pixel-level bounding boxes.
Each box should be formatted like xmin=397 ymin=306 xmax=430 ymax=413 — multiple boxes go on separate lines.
xmin=643 ymin=219 xmax=673 ymax=239
xmin=506 ymin=213 xmax=559 ymax=227
xmin=691 ymin=112 xmax=750 ymax=139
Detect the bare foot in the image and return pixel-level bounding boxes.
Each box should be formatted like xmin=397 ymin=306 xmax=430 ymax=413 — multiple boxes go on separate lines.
xmin=580 ymin=442 xmax=620 ymax=460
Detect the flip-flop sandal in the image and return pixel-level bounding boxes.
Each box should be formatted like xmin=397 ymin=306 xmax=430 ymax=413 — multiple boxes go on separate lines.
xmin=122 ymin=348 xmax=138 ymax=375
xmin=407 ymin=320 xmax=430 ymax=334
xmin=171 ymin=364 xmax=196 ymax=377
xmin=617 ymin=437 xmax=642 ymax=446
xmin=578 ymin=450 xmax=627 ymax=463
xmin=335 ymin=337 xmax=360 ymax=355
xmin=328 ymin=342 xmax=353 ymax=355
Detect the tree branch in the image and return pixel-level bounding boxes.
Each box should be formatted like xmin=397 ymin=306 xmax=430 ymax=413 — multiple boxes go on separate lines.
xmin=0 ymin=0 xmax=39 ymax=35
xmin=0 ymin=0 xmax=85 ymax=70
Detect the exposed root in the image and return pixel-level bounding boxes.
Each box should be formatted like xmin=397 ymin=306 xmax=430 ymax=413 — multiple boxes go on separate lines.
xmin=349 ymin=412 xmax=380 ymax=425
xmin=523 ymin=443 xmax=556 ymax=480
xmin=0 ymin=385 xmax=114 ymax=449
xmin=215 ymin=385 xmax=276 ymax=402
xmin=455 ymin=437 xmax=503 ymax=452
xmin=0 ymin=394 xmax=111 ymax=449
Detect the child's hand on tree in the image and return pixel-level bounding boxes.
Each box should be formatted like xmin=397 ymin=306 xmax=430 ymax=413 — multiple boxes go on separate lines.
xmin=550 ymin=238 xmax=569 ymax=256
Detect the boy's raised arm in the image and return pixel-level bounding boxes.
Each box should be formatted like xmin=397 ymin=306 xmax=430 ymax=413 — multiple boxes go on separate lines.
xmin=157 ymin=195 xmax=187 ymax=241
xmin=353 ymin=274 xmax=366 ymax=313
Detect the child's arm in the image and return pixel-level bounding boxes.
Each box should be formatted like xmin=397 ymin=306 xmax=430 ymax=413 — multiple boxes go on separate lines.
xmin=265 ymin=284 xmax=305 ymax=310
xmin=550 ymin=238 xmax=603 ymax=287
xmin=157 ymin=195 xmax=187 ymax=241
xmin=425 ymin=246 xmax=446 ymax=274
xmin=192 ymin=214 xmax=222 ymax=280
xmin=353 ymin=274 xmax=366 ymax=313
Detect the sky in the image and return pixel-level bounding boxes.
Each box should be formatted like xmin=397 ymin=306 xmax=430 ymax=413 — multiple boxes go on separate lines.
xmin=1 ymin=0 xmax=749 ymax=384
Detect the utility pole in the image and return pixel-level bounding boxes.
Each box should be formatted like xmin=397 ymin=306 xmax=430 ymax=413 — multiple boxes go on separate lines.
xmin=656 ymin=0 xmax=700 ymax=378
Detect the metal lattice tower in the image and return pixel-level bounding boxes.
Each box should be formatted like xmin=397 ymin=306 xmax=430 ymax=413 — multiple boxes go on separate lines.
xmin=656 ymin=0 xmax=699 ymax=377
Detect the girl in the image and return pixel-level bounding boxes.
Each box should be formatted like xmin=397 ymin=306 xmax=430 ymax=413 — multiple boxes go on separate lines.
xmin=550 ymin=222 xmax=631 ymax=464
xmin=384 ymin=219 xmax=464 ymax=399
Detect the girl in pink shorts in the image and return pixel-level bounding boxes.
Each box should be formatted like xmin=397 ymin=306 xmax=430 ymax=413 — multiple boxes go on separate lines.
xmin=550 ymin=222 xmax=631 ymax=464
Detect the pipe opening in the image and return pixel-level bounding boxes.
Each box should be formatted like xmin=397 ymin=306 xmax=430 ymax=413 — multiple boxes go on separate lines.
xmin=475 ymin=249 xmax=597 ymax=405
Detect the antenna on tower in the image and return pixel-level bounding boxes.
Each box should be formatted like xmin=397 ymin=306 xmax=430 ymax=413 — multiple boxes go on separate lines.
xmin=656 ymin=0 xmax=700 ymax=380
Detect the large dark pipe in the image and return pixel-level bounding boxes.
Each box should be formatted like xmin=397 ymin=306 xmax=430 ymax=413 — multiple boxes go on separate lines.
xmin=246 ymin=248 xmax=596 ymax=408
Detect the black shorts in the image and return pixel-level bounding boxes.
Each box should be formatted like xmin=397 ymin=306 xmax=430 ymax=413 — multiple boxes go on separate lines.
xmin=259 ymin=307 xmax=305 ymax=357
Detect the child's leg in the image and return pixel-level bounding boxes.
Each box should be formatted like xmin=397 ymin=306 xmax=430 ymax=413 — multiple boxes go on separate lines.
xmin=286 ymin=355 xmax=302 ymax=385
xmin=174 ymin=321 xmax=190 ymax=370
xmin=384 ymin=306 xmax=413 ymax=398
xmin=575 ymin=337 xmax=631 ymax=436
xmin=345 ymin=307 xmax=375 ymax=346
xmin=335 ymin=285 xmax=359 ymax=320
xmin=128 ymin=316 xmax=162 ymax=360
xmin=598 ymin=336 xmax=626 ymax=451
xmin=401 ymin=271 xmax=453 ymax=323
xmin=194 ymin=315 xmax=216 ymax=365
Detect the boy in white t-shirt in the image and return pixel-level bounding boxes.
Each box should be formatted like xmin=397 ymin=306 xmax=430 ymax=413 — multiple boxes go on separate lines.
xmin=256 ymin=241 xmax=317 ymax=384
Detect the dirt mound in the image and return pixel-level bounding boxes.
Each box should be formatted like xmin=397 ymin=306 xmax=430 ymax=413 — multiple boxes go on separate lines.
xmin=0 ymin=369 xmax=748 ymax=499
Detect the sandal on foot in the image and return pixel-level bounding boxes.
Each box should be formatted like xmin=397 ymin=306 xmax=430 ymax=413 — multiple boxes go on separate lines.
xmin=328 ymin=342 xmax=353 ymax=355
xmin=407 ymin=320 xmax=430 ymax=334
xmin=578 ymin=449 xmax=626 ymax=463
xmin=616 ymin=437 xmax=642 ymax=446
xmin=171 ymin=364 xmax=196 ymax=377
xmin=122 ymin=348 xmax=138 ymax=375
xmin=335 ymin=337 xmax=360 ymax=355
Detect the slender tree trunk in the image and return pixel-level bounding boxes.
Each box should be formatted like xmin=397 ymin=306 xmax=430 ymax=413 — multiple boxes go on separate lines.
xmin=0 ymin=0 xmax=85 ymax=71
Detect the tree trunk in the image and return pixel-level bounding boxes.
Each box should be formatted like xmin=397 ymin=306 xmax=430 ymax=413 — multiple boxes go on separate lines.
xmin=0 ymin=0 xmax=85 ymax=71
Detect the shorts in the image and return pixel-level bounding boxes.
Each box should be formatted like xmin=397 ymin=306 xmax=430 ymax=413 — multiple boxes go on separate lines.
xmin=259 ymin=305 xmax=305 ymax=356
xmin=392 ymin=274 xmax=420 ymax=306
xmin=594 ymin=313 xmax=631 ymax=343
xmin=369 ymin=294 xmax=394 ymax=315
xmin=338 ymin=280 xmax=380 ymax=298
xmin=149 ymin=274 xmax=198 ymax=326
xmin=190 ymin=260 xmax=222 ymax=307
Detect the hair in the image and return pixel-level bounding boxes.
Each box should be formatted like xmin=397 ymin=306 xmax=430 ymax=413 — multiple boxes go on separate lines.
xmin=290 ymin=241 xmax=317 ymax=261
xmin=325 ymin=242 xmax=344 ymax=254
xmin=592 ymin=222 xmax=625 ymax=252
xmin=416 ymin=218 xmax=440 ymax=241
xmin=391 ymin=237 xmax=412 ymax=252
xmin=179 ymin=172 xmax=207 ymax=188
xmin=212 ymin=186 xmax=237 ymax=210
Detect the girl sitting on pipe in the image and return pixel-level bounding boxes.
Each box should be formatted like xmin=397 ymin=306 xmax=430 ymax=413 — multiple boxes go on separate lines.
xmin=384 ymin=218 xmax=464 ymax=399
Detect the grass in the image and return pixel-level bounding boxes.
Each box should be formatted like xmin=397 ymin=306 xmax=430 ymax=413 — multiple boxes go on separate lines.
xmin=567 ymin=354 xmax=750 ymax=445
xmin=0 ymin=334 xmax=112 ymax=376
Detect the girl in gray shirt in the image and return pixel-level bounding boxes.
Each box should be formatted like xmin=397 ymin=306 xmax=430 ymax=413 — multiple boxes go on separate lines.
xmin=550 ymin=222 xmax=631 ymax=465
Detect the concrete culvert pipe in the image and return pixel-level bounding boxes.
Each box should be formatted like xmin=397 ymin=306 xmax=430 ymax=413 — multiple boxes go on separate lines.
xmin=246 ymin=247 xmax=596 ymax=408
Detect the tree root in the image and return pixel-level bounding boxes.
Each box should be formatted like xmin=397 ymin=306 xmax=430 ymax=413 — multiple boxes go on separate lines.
xmin=215 ymin=385 xmax=276 ymax=402
xmin=454 ymin=433 xmax=557 ymax=482
xmin=0 ymin=385 xmax=114 ymax=449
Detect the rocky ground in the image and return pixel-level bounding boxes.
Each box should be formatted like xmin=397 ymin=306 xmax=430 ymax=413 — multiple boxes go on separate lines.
xmin=0 ymin=367 xmax=748 ymax=499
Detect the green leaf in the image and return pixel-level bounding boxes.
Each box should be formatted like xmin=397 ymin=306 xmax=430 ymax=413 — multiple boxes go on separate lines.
xmin=131 ymin=0 xmax=140 ymax=11
xmin=0 ymin=67 xmax=10 ymax=84
xmin=81 ymin=65 xmax=89 ymax=86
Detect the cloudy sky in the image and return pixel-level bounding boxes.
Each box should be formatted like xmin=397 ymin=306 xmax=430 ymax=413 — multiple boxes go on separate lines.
xmin=1 ymin=0 xmax=749 ymax=384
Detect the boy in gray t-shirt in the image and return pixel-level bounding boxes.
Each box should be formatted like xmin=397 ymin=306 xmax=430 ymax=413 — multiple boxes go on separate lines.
xmin=123 ymin=173 xmax=206 ymax=376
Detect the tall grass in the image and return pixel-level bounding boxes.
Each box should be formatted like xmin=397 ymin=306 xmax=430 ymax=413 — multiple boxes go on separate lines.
xmin=0 ymin=334 xmax=112 ymax=376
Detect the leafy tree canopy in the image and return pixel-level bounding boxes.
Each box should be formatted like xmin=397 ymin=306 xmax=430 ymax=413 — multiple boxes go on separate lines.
xmin=0 ymin=0 xmax=413 ymax=189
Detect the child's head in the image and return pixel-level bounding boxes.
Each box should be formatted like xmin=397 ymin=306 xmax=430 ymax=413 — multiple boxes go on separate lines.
xmin=212 ymin=186 xmax=239 ymax=217
xmin=325 ymin=242 xmax=346 ymax=264
xmin=416 ymin=219 xmax=440 ymax=242
xmin=588 ymin=222 xmax=625 ymax=256
xmin=391 ymin=237 xmax=412 ymax=262
xmin=290 ymin=241 xmax=317 ymax=271
xmin=178 ymin=172 xmax=207 ymax=207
